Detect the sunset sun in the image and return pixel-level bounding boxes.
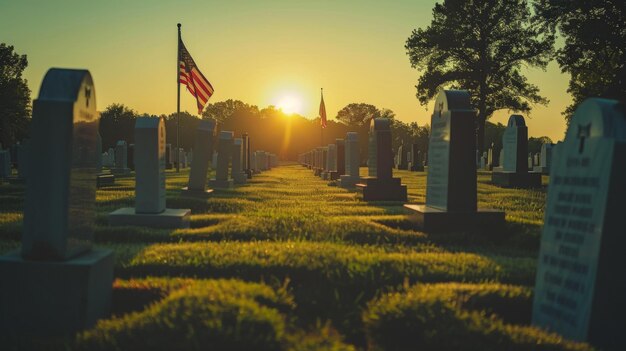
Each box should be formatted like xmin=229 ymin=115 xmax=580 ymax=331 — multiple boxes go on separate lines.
xmin=276 ymin=94 xmax=303 ymax=115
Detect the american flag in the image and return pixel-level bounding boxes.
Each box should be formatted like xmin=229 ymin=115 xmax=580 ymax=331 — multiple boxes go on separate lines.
xmin=179 ymin=39 xmax=214 ymax=114
xmin=319 ymin=88 xmax=327 ymax=128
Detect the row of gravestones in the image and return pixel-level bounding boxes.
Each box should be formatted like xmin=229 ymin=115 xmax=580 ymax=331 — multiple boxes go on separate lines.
xmin=394 ymin=143 xmax=426 ymax=171
xmin=301 ymin=89 xmax=626 ymax=350
xmin=0 ymin=68 xmax=257 ymax=338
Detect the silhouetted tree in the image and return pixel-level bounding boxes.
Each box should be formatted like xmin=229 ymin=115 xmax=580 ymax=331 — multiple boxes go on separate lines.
xmin=405 ymin=0 xmax=554 ymax=154
xmin=528 ymin=136 xmax=553 ymax=155
xmin=99 ymin=104 xmax=138 ymax=150
xmin=534 ymin=0 xmax=626 ymax=123
xmin=0 ymin=43 xmax=31 ymax=147
xmin=336 ymin=103 xmax=385 ymax=127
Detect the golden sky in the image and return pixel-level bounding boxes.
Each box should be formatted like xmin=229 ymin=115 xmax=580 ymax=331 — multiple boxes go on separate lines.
xmin=1 ymin=0 xmax=570 ymax=141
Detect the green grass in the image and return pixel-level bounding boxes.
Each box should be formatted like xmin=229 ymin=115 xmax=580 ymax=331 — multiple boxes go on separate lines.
xmin=0 ymin=164 xmax=591 ymax=350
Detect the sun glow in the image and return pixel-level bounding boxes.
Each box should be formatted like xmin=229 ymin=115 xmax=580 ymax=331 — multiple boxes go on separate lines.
xmin=276 ymin=94 xmax=303 ymax=115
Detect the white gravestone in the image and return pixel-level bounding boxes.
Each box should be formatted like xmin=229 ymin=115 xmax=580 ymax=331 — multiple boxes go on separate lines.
xmin=108 ymin=117 xmax=190 ymax=228
xmin=492 ymin=115 xmax=541 ymax=188
xmin=184 ymin=119 xmax=216 ymax=195
xmin=0 ymin=68 xmax=113 ymax=336
xmin=532 ymin=98 xmax=626 ymax=350
xmin=340 ymin=132 xmax=361 ymax=187
xmin=209 ymin=131 xmax=234 ymax=188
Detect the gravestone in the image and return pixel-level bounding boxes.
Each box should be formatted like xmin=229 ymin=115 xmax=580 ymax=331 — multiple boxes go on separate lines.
xmin=396 ymin=143 xmax=408 ymax=170
xmin=319 ymin=147 xmax=328 ymax=178
xmin=208 ymin=131 xmax=234 ymax=188
xmin=242 ymin=133 xmax=252 ymax=178
xmin=356 ymin=119 xmax=407 ymax=201
xmin=532 ymin=98 xmax=626 ymax=350
xmin=183 ymin=119 xmax=216 ymax=195
xmin=165 ymin=144 xmax=173 ymax=169
xmin=480 ymin=152 xmax=488 ymax=170
xmin=95 ymin=133 xmax=115 ymax=188
xmin=0 ymin=68 xmax=113 ymax=336
xmin=491 ymin=115 xmax=541 ymax=188
xmin=112 ymin=140 xmax=131 ymax=175
xmin=232 ymin=138 xmax=247 ymax=184
xmin=327 ymin=139 xmax=345 ymax=181
xmin=409 ymin=144 xmax=424 ymax=171
xmin=313 ymin=148 xmax=321 ymax=176
xmin=322 ymin=144 xmax=336 ymax=180
xmin=250 ymin=151 xmax=257 ymax=173
xmin=535 ymin=143 xmax=555 ymax=174
xmin=211 ymin=151 xmax=218 ymax=169
xmin=340 ymin=132 xmax=361 ymax=187
xmin=109 ymin=117 xmax=190 ymax=228
xmin=404 ymin=90 xmax=504 ymax=231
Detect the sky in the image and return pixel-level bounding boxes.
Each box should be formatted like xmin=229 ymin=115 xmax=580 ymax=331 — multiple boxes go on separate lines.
xmin=1 ymin=0 xmax=571 ymax=141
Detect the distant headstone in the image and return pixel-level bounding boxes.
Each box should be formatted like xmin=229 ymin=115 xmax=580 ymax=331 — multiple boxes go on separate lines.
xmin=396 ymin=143 xmax=408 ymax=170
xmin=340 ymin=132 xmax=361 ymax=187
xmin=183 ymin=119 xmax=216 ymax=195
xmin=209 ymin=131 xmax=234 ymax=188
xmin=492 ymin=115 xmax=541 ymax=188
xmin=356 ymin=119 xmax=407 ymax=201
xmin=109 ymin=117 xmax=190 ymax=228
xmin=0 ymin=68 xmax=113 ymax=336
xmin=319 ymin=147 xmax=328 ymax=177
xmin=535 ymin=143 xmax=556 ymax=174
xmin=326 ymin=138 xmax=345 ymax=181
xmin=409 ymin=144 xmax=424 ymax=171
xmin=112 ymin=140 xmax=130 ymax=175
xmin=322 ymin=144 xmax=336 ymax=180
xmin=404 ymin=90 xmax=504 ymax=231
xmin=232 ymin=138 xmax=247 ymax=184
xmin=242 ymin=133 xmax=252 ymax=178
xmin=532 ymin=98 xmax=626 ymax=350
xmin=250 ymin=151 xmax=257 ymax=173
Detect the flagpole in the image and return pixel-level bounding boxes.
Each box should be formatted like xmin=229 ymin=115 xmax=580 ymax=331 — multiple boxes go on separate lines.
xmin=176 ymin=23 xmax=181 ymax=173
xmin=320 ymin=88 xmax=323 ymax=147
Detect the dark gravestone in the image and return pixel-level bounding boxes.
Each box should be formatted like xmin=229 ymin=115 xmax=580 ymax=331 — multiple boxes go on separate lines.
xmin=396 ymin=143 xmax=409 ymax=170
xmin=340 ymin=132 xmax=361 ymax=187
xmin=532 ymin=98 xmax=626 ymax=350
xmin=356 ymin=119 xmax=407 ymax=201
xmin=333 ymin=138 xmax=346 ymax=180
xmin=183 ymin=119 xmax=216 ymax=195
xmin=492 ymin=115 xmax=541 ymax=188
xmin=109 ymin=117 xmax=190 ymax=228
xmin=208 ymin=131 xmax=234 ymax=188
xmin=111 ymin=140 xmax=131 ymax=175
xmin=232 ymin=138 xmax=247 ymax=184
xmin=534 ymin=143 xmax=554 ymax=175
xmin=409 ymin=143 xmax=424 ymax=171
xmin=0 ymin=68 xmax=113 ymax=336
xmin=404 ymin=90 xmax=504 ymax=231
xmin=322 ymin=144 xmax=336 ymax=180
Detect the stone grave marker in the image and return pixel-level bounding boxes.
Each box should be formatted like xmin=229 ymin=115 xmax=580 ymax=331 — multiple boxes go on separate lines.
xmin=356 ymin=119 xmax=407 ymax=201
xmin=404 ymin=90 xmax=504 ymax=231
xmin=409 ymin=144 xmax=424 ymax=171
xmin=322 ymin=143 xmax=336 ymax=180
xmin=182 ymin=119 xmax=216 ymax=195
xmin=109 ymin=117 xmax=190 ymax=228
xmin=232 ymin=138 xmax=247 ymax=184
xmin=0 ymin=68 xmax=113 ymax=336
xmin=112 ymin=140 xmax=131 ymax=175
xmin=396 ymin=143 xmax=408 ymax=170
xmin=534 ymin=143 xmax=554 ymax=174
xmin=208 ymin=131 xmax=234 ymax=188
xmin=340 ymin=132 xmax=361 ymax=187
xmin=242 ymin=133 xmax=252 ymax=178
xmin=327 ymin=138 xmax=345 ymax=181
xmin=492 ymin=115 xmax=541 ymax=188
xmin=532 ymin=98 xmax=626 ymax=350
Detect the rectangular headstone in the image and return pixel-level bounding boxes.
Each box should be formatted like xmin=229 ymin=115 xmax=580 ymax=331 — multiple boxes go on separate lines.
xmin=134 ymin=117 xmax=166 ymax=214
xmin=187 ymin=119 xmax=216 ymax=191
xmin=532 ymin=98 xmax=626 ymax=350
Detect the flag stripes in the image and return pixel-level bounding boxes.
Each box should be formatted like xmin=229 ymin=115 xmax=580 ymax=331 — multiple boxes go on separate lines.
xmin=179 ymin=40 xmax=214 ymax=114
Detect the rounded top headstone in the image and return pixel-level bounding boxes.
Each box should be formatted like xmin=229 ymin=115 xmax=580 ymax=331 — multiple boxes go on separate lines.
xmin=135 ymin=117 xmax=163 ymax=129
xmin=38 ymin=68 xmax=95 ymax=104
xmin=370 ymin=118 xmax=391 ymax=132
xmin=346 ymin=132 xmax=358 ymax=141
xmin=219 ymin=131 xmax=234 ymax=139
xmin=433 ymin=90 xmax=472 ymax=118
xmin=566 ymin=98 xmax=626 ymax=141
xmin=198 ymin=118 xmax=217 ymax=132
xmin=507 ymin=114 xmax=526 ymax=127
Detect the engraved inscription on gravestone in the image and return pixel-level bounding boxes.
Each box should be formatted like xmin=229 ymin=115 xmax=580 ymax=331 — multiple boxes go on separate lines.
xmin=532 ymin=98 xmax=626 ymax=349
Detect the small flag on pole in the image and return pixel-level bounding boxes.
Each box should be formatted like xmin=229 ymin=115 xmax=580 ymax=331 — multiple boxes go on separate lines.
xmin=319 ymin=88 xmax=327 ymax=128
xmin=179 ymin=39 xmax=214 ymax=114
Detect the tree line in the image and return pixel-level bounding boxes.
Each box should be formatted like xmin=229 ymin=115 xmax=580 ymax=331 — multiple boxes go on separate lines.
xmin=1 ymin=0 xmax=623 ymax=156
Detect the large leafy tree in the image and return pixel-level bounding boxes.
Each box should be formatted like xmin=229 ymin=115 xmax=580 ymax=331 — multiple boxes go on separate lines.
xmin=335 ymin=103 xmax=394 ymax=127
xmin=534 ymin=0 xmax=626 ymax=123
xmin=0 ymin=43 xmax=31 ymax=148
xmin=99 ymin=104 xmax=137 ymax=150
xmin=405 ymin=0 xmax=554 ymax=153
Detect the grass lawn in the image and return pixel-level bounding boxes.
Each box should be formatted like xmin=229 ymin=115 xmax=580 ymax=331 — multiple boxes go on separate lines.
xmin=0 ymin=164 xmax=594 ymax=350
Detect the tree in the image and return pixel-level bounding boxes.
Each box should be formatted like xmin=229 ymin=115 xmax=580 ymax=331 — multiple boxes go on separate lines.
xmin=0 ymin=43 xmax=31 ymax=148
xmin=534 ymin=0 xmax=626 ymax=123
xmin=335 ymin=103 xmax=385 ymax=127
xmin=203 ymin=99 xmax=259 ymax=124
xmin=405 ymin=0 xmax=554 ymax=154
xmin=99 ymin=104 xmax=138 ymax=150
